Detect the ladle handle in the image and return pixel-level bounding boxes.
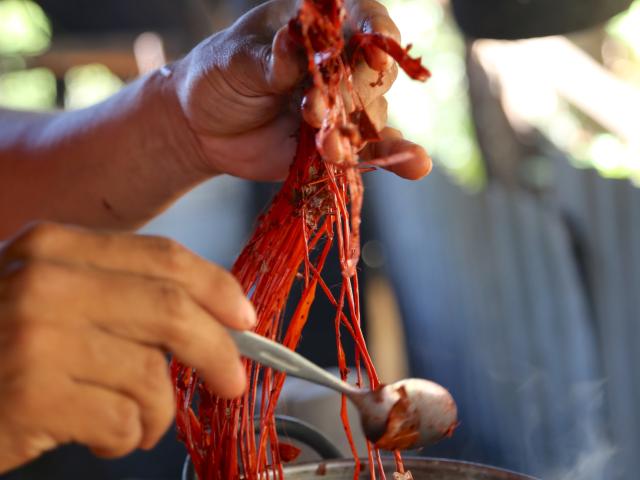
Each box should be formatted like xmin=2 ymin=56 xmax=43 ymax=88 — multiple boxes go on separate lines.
xmin=227 ymin=329 xmax=356 ymax=396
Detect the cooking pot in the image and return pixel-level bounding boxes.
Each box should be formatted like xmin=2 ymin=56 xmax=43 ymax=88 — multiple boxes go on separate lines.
xmin=181 ymin=416 xmax=537 ymax=480
xmin=182 ymin=456 xmax=537 ymax=480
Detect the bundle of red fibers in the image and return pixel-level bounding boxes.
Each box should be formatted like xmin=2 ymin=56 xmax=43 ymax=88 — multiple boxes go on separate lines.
xmin=171 ymin=1 xmax=430 ymax=479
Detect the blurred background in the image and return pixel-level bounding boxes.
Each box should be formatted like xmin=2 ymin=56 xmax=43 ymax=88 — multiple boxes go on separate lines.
xmin=1 ymin=0 xmax=640 ymax=479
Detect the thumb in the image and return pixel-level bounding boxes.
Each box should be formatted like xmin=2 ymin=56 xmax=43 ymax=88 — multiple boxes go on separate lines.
xmin=266 ymin=24 xmax=307 ymax=93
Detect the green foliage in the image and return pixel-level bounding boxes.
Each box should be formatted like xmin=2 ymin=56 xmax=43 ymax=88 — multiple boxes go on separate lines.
xmin=64 ymin=64 xmax=123 ymax=110
xmin=0 ymin=66 xmax=55 ymax=109
xmin=608 ymin=0 xmax=640 ymax=59
xmin=0 ymin=0 xmax=51 ymax=55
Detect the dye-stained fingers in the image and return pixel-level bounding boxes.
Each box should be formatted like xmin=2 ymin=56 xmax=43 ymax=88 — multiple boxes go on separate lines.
xmin=2 ymin=223 xmax=256 ymax=331
xmin=267 ymin=0 xmax=401 ymax=97
xmin=336 ymin=61 xmax=398 ymax=113
xmin=353 ymin=61 xmax=398 ymax=108
xmin=321 ymin=128 xmax=350 ymax=165
xmin=365 ymin=96 xmax=388 ymax=132
xmin=360 ymin=16 xmax=400 ymax=71
xmin=364 ymin=127 xmax=433 ymax=180
xmin=301 ymin=0 xmax=401 ymax=123
xmin=348 ymin=0 xmax=402 ymax=70
xmin=301 ymin=87 xmax=327 ymax=129
xmin=302 ymin=51 xmax=398 ymax=120
xmin=320 ymin=96 xmax=388 ymax=164
xmin=347 ymin=0 xmax=402 ymax=100
xmin=303 ymin=89 xmax=388 ymax=133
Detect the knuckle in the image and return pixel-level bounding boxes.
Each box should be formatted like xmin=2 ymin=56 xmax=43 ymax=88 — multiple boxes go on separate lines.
xmin=147 ymin=391 xmax=176 ymax=437
xmin=147 ymin=236 xmax=190 ymax=274
xmin=257 ymin=44 xmax=272 ymax=79
xmin=212 ymin=266 xmax=242 ymax=295
xmin=165 ymin=318 xmax=190 ymax=349
xmin=155 ymin=282 xmax=192 ymax=345
xmin=140 ymin=350 xmax=171 ymax=393
xmin=107 ymin=398 xmax=142 ymax=450
xmin=9 ymin=222 xmax=62 ymax=257
xmin=149 ymin=389 xmax=175 ymax=428
xmin=3 ymin=260 xmax=55 ymax=304
xmin=157 ymin=282 xmax=190 ymax=318
xmin=162 ymin=240 xmax=189 ymax=273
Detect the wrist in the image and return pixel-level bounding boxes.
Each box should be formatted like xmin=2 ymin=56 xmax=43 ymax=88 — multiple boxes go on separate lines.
xmin=150 ymin=64 xmax=219 ymax=179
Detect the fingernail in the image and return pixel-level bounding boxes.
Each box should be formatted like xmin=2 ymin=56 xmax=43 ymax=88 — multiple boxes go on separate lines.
xmin=322 ymin=128 xmax=346 ymax=164
xmin=364 ymin=45 xmax=391 ymax=72
xmin=226 ymin=362 xmax=248 ymax=398
xmin=243 ymin=300 xmax=257 ymax=329
xmin=301 ymin=89 xmax=327 ymax=129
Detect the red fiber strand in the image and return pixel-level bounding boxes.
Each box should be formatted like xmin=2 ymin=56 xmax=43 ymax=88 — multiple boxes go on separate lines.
xmin=171 ymin=1 xmax=429 ymax=478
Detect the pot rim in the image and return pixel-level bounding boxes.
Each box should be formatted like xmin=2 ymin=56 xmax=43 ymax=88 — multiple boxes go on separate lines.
xmin=183 ymin=456 xmax=539 ymax=480
xmin=282 ymin=456 xmax=539 ymax=479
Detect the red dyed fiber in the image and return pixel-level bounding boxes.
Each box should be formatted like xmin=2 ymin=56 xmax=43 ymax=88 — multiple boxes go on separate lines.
xmin=171 ymin=1 xmax=429 ymax=478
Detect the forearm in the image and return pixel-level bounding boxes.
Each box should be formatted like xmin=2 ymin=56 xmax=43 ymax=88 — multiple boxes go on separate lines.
xmin=0 ymin=68 xmax=211 ymax=239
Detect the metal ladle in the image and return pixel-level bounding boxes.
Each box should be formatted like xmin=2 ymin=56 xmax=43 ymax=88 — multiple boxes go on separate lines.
xmin=228 ymin=329 xmax=458 ymax=450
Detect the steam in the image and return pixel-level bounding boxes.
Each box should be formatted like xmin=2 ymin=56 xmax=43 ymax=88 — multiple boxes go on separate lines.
xmin=550 ymin=441 xmax=616 ymax=480
xmin=544 ymin=380 xmax=615 ymax=480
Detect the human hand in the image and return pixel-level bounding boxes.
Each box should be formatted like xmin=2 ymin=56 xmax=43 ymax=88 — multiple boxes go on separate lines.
xmin=0 ymin=223 xmax=254 ymax=473
xmin=170 ymin=0 xmax=431 ymax=181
